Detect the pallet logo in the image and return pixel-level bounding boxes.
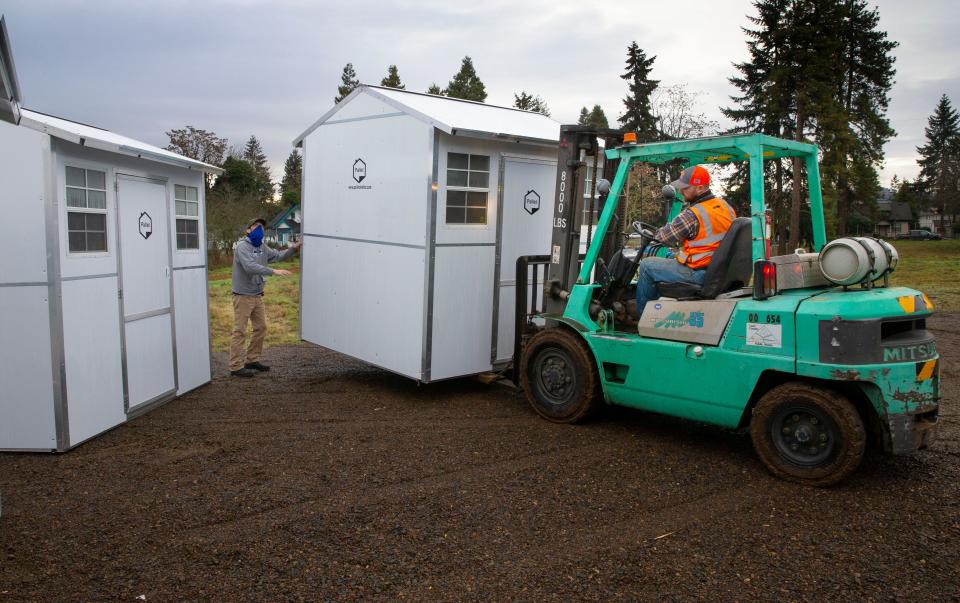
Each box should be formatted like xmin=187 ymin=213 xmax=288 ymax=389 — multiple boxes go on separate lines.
xmin=353 ymin=158 xmax=366 ymax=183
xmin=138 ymin=211 xmax=153 ymax=240
xmin=349 ymin=158 xmax=372 ymax=190
xmin=524 ymin=190 xmax=541 ymax=215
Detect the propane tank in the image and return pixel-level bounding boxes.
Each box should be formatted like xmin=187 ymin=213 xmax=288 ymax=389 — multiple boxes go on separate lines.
xmin=819 ymin=237 xmax=898 ymax=286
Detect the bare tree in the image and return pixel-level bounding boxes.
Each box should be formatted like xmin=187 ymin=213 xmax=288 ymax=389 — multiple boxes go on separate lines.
xmin=651 ymin=84 xmax=719 ymax=140
xmin=165 ymin=126 xmax=227 ymax=188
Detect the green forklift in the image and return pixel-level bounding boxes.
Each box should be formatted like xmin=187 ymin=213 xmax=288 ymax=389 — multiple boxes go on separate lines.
xmin=515 ymin=127 xmax=940 ymax=486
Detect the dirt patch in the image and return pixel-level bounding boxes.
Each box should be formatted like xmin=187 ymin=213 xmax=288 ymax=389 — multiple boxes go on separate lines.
xmin=1 ymin=314 xmax=958 ymax=601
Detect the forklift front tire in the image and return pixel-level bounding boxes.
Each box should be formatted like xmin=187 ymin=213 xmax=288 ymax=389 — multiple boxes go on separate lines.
xmin=750 ymin=382 xmax=866 ymax=487
xmin=520 ymin=328 xmax=602 ymax=424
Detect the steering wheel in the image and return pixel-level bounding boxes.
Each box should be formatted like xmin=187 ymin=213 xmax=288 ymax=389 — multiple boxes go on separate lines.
xmin=631 ymin=220 xmax=662 ymax=243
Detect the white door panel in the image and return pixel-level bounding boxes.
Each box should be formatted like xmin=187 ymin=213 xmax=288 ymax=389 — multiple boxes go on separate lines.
xmin=118 ymin=176 xmax=171 ymax=317
xmin=495 ymin=158 xmax=556 ymax=362
xmin=124 ymin=314 xmax=176 ymax=409
xmin=116 ymin=175 xmax=176 ymax=409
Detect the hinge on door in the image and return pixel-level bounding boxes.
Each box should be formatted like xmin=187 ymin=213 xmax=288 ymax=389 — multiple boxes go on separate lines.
xmin=118 ymin=288 xmax=123 ymax=300
xmin=114 ymin=181 xmax=119 ymax=193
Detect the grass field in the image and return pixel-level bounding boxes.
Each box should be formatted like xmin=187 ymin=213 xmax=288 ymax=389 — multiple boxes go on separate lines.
xmin=208 ymin=259 xmax=301 ymax=352
xmin=887 ymin=239 xmax=960 ymax=311
xmin=208 ymin=240 xmax=959 ymax=352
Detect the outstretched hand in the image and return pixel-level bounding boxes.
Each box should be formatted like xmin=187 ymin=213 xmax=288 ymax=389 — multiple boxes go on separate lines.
xmin=292 ymin=239 xmax=303 ymax=250
xmin=272 ymin=269 xmax=293 ymax=276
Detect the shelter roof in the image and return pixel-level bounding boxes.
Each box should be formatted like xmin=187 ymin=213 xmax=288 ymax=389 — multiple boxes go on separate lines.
xmin=0 ymin=17 xmax=22 ymax=125
xmin=294 ymin=85 xmax=561 ymax=147
xmin=19 ymin=108 xmax=223 ymax=175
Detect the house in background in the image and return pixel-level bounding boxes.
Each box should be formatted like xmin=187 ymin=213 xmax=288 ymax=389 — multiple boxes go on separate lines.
xmin=918 ymin=206 xmax=955 ymax=237
xmin=266 ymin=203 xmax=300 ymax=246
xmin=874 ymin=189 xmax=912 ymax=238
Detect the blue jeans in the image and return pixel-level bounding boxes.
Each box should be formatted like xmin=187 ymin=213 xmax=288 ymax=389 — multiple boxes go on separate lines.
xmin=635 ymin=256 xmax=707 ymax=315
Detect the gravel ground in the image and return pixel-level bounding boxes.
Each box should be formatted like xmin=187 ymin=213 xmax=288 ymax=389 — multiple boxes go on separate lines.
xmin=0 ymin=315 xmax=957 ymax=601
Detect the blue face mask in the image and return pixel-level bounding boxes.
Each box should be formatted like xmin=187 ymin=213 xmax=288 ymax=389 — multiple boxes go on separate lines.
xmin=248 ymin=225 xmax=264 ymax=247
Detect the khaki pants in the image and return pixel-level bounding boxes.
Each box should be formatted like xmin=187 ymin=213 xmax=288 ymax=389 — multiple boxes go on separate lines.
xmin=229 ymin=294 xmax=267 ymax=371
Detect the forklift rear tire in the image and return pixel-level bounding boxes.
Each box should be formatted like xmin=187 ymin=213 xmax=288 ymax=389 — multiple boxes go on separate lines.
xmin=520 ymin=328 xmax=602 ymax=424
xmin=750 ymin=382 xmax=866 ymax=487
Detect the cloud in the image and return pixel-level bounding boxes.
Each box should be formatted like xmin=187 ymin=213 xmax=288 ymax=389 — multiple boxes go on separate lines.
xmin=3 ymin=0 xmax=958 ymax=186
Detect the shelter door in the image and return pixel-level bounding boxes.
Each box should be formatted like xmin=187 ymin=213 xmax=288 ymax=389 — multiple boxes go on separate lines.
xmin=493 ymin=157 xmax=556 ymax=363
xmin=117 ymin=174 xmax=176 ymax=412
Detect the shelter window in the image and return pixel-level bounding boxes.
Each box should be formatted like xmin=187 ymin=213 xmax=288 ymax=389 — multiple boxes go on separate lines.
xmin=446 ymin=153 xmax=489 ymax=225
xmin=65 ymin=166 xmax=108 ymax=253
xmin=175 ymin=184 xmax=200 ymax=250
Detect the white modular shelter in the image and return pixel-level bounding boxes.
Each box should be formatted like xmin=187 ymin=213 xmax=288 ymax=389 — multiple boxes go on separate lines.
xmin=0 ymin=108 xmax=222 ymax=451
xmin=295 ymin=85 xmax=605 ymax=382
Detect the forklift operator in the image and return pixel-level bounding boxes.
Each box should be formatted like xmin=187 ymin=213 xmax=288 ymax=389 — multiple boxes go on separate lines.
xmin=635 ymin=165 xmax=736 ymax=314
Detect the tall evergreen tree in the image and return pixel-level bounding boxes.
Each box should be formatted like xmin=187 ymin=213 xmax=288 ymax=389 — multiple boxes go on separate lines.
xmin=723 ymin=0 xmax=897 ymax=246
xmin=513 ymin=91 xmax=550 ymax=116
xmin=243 ymin=136 xmax=269 ymax=178
xmin=335 ymin=62 xmax=360 ymax=103
xmin=426 ymin=83 xmax=443 ymax=95
xmin=917 ymin=94 xmax=960 ymax=232
xmin=722 ymin=0 xmax=795 ymax=239
xmin=821 ymin=0 xmax=897 ymax=235
xmin=381 ymin=65 xmax=405 ymax=89
xmin=242 ymin=135 xmax=274 ymax=201
xmin=213 ymin=156 xmax=260 ymax=197
xmin=589 ymin=105 xmax=609 ymax=129
xmin=577 ymin=107 xmax=590 ymax=125
xmin=577 ymin=105 xmax=610 ymax=129
xmin=446 ymin=56 xmax=487 ymax=102
xmin=618 ymin=41 xmax=659 ymax=141
xmin=280 ymin=149 xmax=303 ymax=208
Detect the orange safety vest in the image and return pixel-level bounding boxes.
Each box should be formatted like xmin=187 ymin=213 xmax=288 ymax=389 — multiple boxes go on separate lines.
xmin=676 ymin=197 xmax=737 ymax=269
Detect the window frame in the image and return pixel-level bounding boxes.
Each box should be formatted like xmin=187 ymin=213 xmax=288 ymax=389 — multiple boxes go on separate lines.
xmin=64 ymin=164 xmax=110 ymax=256
xmin=173 ymin=184 xmax=201 ymax=251
xmin=444 ymin=151 xmax=491 ymax=227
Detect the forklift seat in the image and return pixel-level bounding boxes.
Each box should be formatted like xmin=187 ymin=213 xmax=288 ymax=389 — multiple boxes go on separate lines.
xmin=656 ymin=217 xmax=753 ymax=300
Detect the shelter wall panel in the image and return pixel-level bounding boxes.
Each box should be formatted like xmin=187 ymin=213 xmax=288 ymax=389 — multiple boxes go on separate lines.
xmin=61 ymin=276 xmax=125 ymax=446
xmin=430 ymin=246 xmax=495 ymax=380
xmin=302 ymin=115 xmax=430 ymax=247
xmin=0 ymin=286 xmax=55 ymax=449
xmin=173 ymin=267 xmax=211 ymax=394
xmin=301 ymin=238 xmax=424 ymax=379
xmin=0 ymin=123 xmax=48 ymax=284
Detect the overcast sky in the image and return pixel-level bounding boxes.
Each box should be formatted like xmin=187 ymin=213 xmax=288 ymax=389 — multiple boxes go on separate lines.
xmin=4 ymin=0 xmax=958 ymax=187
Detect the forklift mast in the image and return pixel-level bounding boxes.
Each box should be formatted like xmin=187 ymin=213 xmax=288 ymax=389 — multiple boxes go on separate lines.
xmin=544 ymin=125 xmax=624 ymax=315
